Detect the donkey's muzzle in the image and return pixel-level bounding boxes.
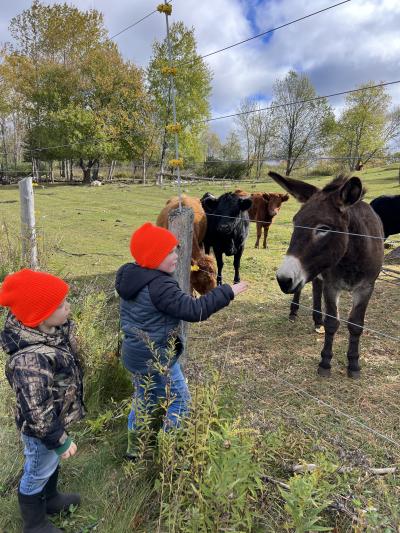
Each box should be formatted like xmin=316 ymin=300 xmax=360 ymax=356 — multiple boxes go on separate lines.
xmin=276 ymin=255 xmax=307 ymax=294
xmin=276 ymin=275 xmax=303 ymax=294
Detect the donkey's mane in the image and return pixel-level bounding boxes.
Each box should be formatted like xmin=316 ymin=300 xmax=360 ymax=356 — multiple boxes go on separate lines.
xmin=322 ymin=174 xmax=366 ymax=199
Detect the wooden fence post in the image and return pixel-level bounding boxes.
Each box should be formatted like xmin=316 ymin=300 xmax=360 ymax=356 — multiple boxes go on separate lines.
xmin=168 ymin=206 xmax=194 ymax=362
xmin=19 ymin=177 xmax=39 ymax=270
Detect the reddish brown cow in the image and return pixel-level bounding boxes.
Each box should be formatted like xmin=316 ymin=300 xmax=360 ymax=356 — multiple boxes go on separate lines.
xmin=247 ymin=192 xmax=289 ymax=248
xmin=156 ymin=195 xmax=217 ymax=295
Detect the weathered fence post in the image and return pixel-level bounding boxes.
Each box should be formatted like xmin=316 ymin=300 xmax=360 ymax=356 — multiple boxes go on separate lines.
xmin=19 ymin=177 xmax=39 ymax=270
xmin=168 ymin=206 xmax=194 ymax=362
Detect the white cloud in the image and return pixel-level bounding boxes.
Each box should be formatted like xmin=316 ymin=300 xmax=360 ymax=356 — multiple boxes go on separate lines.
xmin=2 ymin=0 xmax=400 ymax=140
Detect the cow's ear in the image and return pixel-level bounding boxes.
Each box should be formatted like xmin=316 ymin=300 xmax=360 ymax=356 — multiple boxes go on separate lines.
xmin=239 ymin=198 xmax=252 ymax=211
xmin=262 ymin=193 xmax=271 ymax=201
xmin=202 ymin=196 xmax=218 ymax=210
xmin=281 ymin=193 xmax=290 ymax=202
xmin=268 ymin=171 xmax=319 ymax=203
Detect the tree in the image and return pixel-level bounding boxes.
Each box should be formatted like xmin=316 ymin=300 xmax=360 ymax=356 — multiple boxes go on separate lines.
xmin=222 ymin=131 xmax=242 ymax=161
xmin=147 ymin=21 xmax=212 ymax=169
xmin=271 ymin=71 xmax=333 ymax=176
xmin=331 ymin=83 xmax=400 ymax=171
xmin=235 ymin=99 xmax=276 ymax=178
xmin=202 ymin=130 xmax=222 ymax=160
xmin=2 ymin=1 xmax=151 ymax=182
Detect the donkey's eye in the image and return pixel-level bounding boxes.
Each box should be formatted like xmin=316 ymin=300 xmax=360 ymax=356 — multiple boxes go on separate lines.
xmin=315 ymin=225 xmax=331 ymax=236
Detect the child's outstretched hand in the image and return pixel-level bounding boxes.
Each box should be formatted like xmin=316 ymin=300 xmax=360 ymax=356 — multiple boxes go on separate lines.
xmin=231 ymin=281 xmax=249 ymax=296
xmin=61 ymin=441 xmax=77 ymax=460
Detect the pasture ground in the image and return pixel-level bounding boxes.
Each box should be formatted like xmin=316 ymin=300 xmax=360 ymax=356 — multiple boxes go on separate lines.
xmin=0 ymin=166 xmax=399 ymax=531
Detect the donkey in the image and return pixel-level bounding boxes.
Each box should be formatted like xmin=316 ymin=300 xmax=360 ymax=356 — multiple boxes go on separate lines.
xmin=269 ymin=171 xmax=384 ymax=378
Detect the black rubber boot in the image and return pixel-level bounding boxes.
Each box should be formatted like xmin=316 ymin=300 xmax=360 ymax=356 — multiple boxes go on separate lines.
xmin=125 ymin=429 xmax=140 ymax=461
xmin=45 ymin=467 xmax=80 ymax=515
xmin=18 ymin=489 xmax=62 ymax=532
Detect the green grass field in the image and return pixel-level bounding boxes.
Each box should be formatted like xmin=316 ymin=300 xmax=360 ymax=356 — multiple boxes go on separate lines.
xmin=0 ymin=166 xmax=399 ymax=531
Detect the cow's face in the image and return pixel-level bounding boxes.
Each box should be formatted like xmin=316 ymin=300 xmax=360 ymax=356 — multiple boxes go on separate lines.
xmin=203 ymin=193 xmax=252 ymax=234
xmin=264 ymin=193 xmax=289 ymax=218
xmin=190 ymin=255 xmax=217 ymax=294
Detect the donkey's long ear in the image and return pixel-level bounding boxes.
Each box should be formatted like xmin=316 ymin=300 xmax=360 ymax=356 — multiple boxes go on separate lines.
xmin=336 ymin=176 xmax=364 ymax=208
xmin=268 ymin=171 xmax=319 ymax=203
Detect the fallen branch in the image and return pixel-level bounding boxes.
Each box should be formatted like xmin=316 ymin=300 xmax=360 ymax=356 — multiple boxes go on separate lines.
xmin=292 ymin=463 xmax=397 ymax=475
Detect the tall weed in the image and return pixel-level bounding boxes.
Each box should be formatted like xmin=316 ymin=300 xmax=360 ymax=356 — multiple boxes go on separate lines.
xmin=155 ymin=377 xmax=263 ymax=533
xmin=73 ymin=288 xmax=130 ymax=412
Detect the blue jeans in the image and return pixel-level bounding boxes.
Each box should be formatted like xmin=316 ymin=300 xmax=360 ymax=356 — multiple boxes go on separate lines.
xmin=128 ymin=362 xmax=190 ymax=431
xmin=19 ymin=434 xmax=60 ymax=496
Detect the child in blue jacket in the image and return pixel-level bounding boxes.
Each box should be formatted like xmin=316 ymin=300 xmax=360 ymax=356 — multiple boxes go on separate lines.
xmin=115 ymin=222 xmax=247 ymax=459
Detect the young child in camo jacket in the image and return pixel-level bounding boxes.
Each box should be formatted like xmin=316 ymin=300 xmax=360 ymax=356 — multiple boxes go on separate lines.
xmin=0 ymin=269 xmax=84 ymax=533
xmin=115 ymin=222 xmax=248 ymax=459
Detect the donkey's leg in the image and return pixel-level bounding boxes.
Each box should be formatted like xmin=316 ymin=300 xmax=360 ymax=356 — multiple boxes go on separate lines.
xmin=289 ymin=288 xmax=301 ymax=322
xmin=318 ymin=285 xmax=340 ymax=377
xmin=312 ymin=278 xmax=324 ymax=332
xmin=233 ymin=246 xmax=244 ymax=284
xmin=215 ymin=250 xmax=224 ymax=286
xmin=346 ymin=284 xmax=374 ymax=379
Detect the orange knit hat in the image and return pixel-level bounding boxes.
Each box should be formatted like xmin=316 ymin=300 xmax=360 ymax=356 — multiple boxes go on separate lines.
xmin=130 ymin=222 xmax=178 ymax=269
xmin=0 ymin=269 xmax=69 ymax=327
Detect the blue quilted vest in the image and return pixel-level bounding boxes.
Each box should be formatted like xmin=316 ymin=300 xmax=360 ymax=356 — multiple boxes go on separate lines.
xmin=120 ymin=285 xmax=183 ymax=374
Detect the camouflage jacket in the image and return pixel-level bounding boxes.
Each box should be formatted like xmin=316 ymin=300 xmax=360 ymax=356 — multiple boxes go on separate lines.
xmin=1 ymin=314 xmax=85 ymax=451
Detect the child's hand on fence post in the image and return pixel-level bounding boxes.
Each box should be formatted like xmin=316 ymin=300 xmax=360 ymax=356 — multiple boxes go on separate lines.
xmin=61 ymin=441 xmax=77 ymax=460
xmin=231 ymin=281 xmax=249 ymax=296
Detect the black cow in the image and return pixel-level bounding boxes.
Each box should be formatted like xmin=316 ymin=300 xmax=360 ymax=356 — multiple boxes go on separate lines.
xmin=201 ymin=192 xmax=252 ymax=285
xmin=370 ymin=195 xmax=400 ymax=239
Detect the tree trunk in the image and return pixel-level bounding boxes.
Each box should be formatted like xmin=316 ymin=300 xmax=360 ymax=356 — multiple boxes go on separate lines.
xmin=49 ymin=160 xmax=54 ymax=183
xmin=79 ymin=158 xmax=95 ymax=183
xmin=142 ymin=156 xmax=146 ymax=185
xmin=108 ymin=160 xmax=116 ymax=181
xmin=91 ymin=159 xmax=99 ymax=181
xmin=32 ymin=158 xmax=40 ymax=182
xmin=0 ymin=120 xmax=8 ymax=169
xmin=69 ymin=159 xmax=74 ymax=181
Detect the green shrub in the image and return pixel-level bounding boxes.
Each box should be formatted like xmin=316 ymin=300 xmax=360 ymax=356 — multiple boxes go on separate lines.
xmin=203 ymin=160 xmax=248 ymax=180
xmin=155 ymin=376 xmax=263 ymax=532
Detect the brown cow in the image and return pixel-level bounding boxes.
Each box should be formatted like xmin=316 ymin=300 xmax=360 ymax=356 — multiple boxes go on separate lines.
xmin=247 ymin=192 xmax=289 ymax=248
xmin=156 ymin=195 xmax=217 ymax=295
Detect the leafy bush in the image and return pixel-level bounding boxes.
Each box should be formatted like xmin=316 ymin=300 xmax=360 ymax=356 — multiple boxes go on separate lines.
xmin=203 ymin=160 xmax=248 ymax=180
xmin=306 ymin=162 xmax=339 ymax=177
xmin=155 ymin=376 xmax=263 ymax=532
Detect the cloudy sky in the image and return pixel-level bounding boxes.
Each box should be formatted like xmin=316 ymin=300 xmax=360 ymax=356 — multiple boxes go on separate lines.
xmin=1 ymin=0 xmax=400 ymax=138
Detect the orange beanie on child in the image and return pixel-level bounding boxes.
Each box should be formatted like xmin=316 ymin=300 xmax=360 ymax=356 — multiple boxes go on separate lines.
xmin=0 ymin=269 xmax=69 ymax=327
xmin=130 ymin=222 xmax=178 ymax=269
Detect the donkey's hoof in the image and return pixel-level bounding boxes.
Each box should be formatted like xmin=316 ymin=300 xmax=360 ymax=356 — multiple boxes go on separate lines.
xmin=347 ymin=369 xmax=361 ymax=379
xmin=317 ymin=366 xmax=331 ymax=377
xmin=314 ymin=325 xmax=325 ymax=334
xmin=289 ymin=315 xmax=297 ymax=323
